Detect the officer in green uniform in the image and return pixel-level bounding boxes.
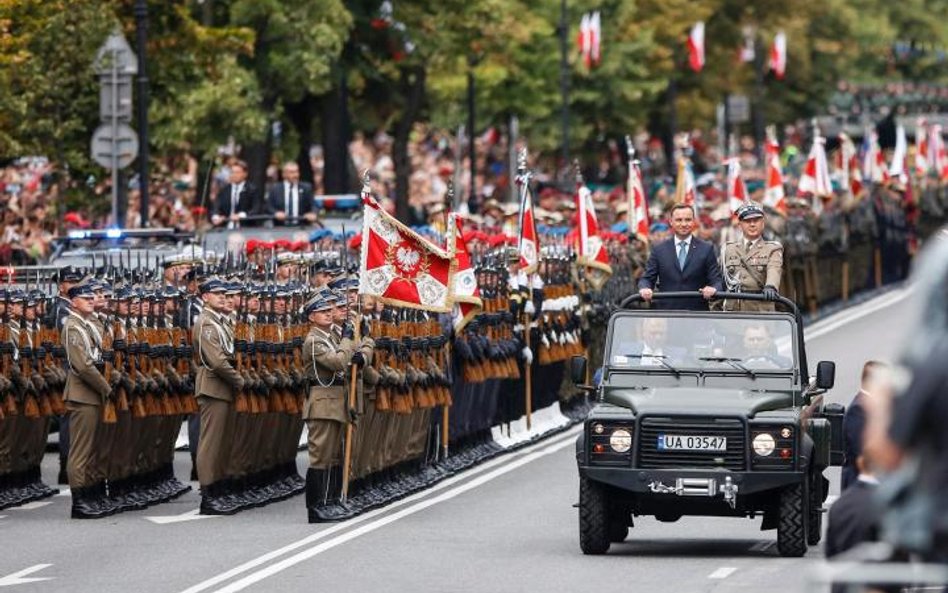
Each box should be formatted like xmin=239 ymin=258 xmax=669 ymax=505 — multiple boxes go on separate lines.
xmin=723 ymin=203 xmax=784 ymax=312
xmin=193 ymin=277 xmax=244 ymax=515
xmin=62 ymin=277 xmax=115 ymax=519
xmin=301 ymin=294 xmax=373 ymax=523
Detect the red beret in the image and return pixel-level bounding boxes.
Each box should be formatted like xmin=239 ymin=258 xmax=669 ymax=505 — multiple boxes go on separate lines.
xmin=291 ymin=241 xmax=308 ymax=252
xmin=348 ymin=233 xmax=363 ymax=251
xmin=245 ymin=239 xmax=259 ymax=254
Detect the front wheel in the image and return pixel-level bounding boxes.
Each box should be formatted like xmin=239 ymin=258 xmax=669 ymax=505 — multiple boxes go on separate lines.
xmin=777 ymin=482 xmax=809 ymax=557
xmin=578 ymin=476 xmax=611 ymax=555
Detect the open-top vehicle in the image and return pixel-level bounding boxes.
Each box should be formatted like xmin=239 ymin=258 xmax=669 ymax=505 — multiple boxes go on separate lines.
xmin=572 ymin=291 xmax=844 ymax=557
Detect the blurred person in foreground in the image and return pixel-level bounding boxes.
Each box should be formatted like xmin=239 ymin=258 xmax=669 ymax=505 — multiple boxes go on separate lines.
xmin=865 ymin=231 xmax=948 ymax=564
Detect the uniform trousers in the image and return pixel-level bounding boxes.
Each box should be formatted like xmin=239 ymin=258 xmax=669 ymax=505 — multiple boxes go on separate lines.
xmin=306 ymin=419 xmax=342 ymax=469
xmin=196 ymin=396 xmax=235 ymax=487
xmin=66 ymin=401 xmax=102 ymax=488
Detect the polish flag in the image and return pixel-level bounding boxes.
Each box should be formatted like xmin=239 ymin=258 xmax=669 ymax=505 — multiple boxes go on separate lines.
xmin=448 ymin=214 xmax=482 ymax=332
xmin=769 ymin=31 xmax=787 ymax=79
xmin=577 ymin=12 xmax=602 ymax=69
xmin=798 ymin=134 xmax=832 ymax=214
xmin=838 ymin=133 xmax=863 ymax=198
xmin=627 ymin=158 xmax=650 ymax=244
xmin=915 ymin=118 xmax=930 ymax=177
xmin=889 ymin=123 xmax=909 ymax=184
xmin=575 ymin=182 xmax=612 ymax=289
xmin=862 ymin=130 xmax=889 ymax=185
xmin=725 ymin=157 xmax=748 ymax=214
xmin=516 ymin=169 xmax=540 ymax=275
xmin=763 ymin=137 xmax=787 ymax=215
xmin=687 ymin=22 xmax=705 ymax=72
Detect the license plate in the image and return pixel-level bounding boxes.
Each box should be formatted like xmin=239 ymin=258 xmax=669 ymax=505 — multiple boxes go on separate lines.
xmin=657 ymin=434 xmax=727 ymax=451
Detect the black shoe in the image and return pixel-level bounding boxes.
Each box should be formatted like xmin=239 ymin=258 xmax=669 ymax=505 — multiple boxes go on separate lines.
xmin=306 ymin=468 xmax=332 ymax=523
xmin=199 ymin=483 xmax=240 ymax=516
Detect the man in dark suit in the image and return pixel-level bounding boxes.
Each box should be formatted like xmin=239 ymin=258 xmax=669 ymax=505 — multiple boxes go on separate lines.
xmin=825 ymin=454 xmax=880 ymax=559
xmin=638 ymin=203 xmax=723 ymax=310
xmin=211 ymin=160 xmax=258 ymax=228
xmin=842 ymin=360 xmax=887 ymax=490
xmin=267 ymin=161 xmax=317 ymax=226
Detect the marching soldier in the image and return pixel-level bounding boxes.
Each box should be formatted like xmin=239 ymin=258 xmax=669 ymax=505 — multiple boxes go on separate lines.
xmin=193 ymin=277 xmax=245 ymax=515
xmin=62 ymin=277 xmax=116 ymax=519
xmin=723 ymin=203 xmax=784 ymax=312
xmin=301 ymin=294 xmax=373 ymax=523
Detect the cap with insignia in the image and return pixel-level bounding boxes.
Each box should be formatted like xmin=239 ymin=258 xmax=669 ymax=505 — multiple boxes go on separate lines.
xmin=198 ymin=277 xmax=228 ymax=294
xmin=67 ymin=277 xmax=97 ymax=299
xmin=303 ymin=295 xmax=334 ymax=315
xmin=56 ymin=266 xmax=83 ymax=283
xmin=736 ymin=203 xmax=765 ymax=221
xmin=8 ymin=289 xmax=26 ymax=303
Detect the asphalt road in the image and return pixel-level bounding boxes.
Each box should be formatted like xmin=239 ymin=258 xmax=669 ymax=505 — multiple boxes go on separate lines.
xmin=0 ymin=288 xmax=912 ymax=593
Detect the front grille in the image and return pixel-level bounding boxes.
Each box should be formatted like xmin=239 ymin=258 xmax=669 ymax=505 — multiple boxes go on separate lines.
xmin=638 ymin=417 xmax=746 ymax=470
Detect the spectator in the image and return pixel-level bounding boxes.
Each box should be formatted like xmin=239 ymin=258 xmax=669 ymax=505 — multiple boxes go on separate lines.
xmin=825 ymin=453 xmax=880 ymax=559
xmin=842 ymin=360 xmax=887 ymax=491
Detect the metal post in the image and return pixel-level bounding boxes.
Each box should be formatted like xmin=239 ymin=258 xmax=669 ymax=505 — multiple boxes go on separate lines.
xmin=110 ymin=49 xmax=120 ymax=227
xmin=467 ymin=57 xmax=477 ymax=209
xmin=134 ymin=0 xmax=150 ymax=228
xmin=508 ymin=115 xmax=519 ymax=204
xmin=559 ymin=0 xmax=570 ymax=172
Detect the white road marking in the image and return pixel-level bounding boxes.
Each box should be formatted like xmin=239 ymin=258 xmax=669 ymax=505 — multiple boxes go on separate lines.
xmin=0 ymin=564 xmax=55 ymax=587
xmin=0 ymin=515 xmax=7 ymax=520
xmin=193 ymin=433 xmax=578 ymax=593
xmin=804 ymin=288 xmax=909 ymax=341
xmin=10 ymin=501 xmax=51 ymax=511
xmin=146 ymin=509 xmax=221 ymax=525
xmin=56 ymin=488 xmax=70 ymax=497
xmin=708 ymin=567 xmax=738 ymax=579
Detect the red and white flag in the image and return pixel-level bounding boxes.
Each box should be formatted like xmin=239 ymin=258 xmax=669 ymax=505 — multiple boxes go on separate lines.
xmin=890 ymin=123 xmax=909 ymax=184
xmin=577 ymin=12 xmax=601 ymax=69
xmin=863 ymin=130 xmax=889 ymax=185
xmin=769 ymin=31 xmax=787 ymax=79
xmin=838 ymin=133 xmax=863 ymax=199
xmin=915 ymin=118 xmax=930 ymax=177
xmin=359 ymin=194 xmax=455 ymax=312
xmin=448 ymin=214 xmax=482 ymax=331
xmin=687 ymin=22 xmax=705 ymax=72
xmin=627 ymin=158 xmax=650 ymax=244
xmin=725 ymin=157 xmax=748 ymax=214
xmin=575 ymin=183 xmax=613 ymax=289
xmin=798 ymin=134 xmax=833 ymax=214
xmin=674 ymin=157 xmax=697 ymax=206
xmin=763 ymin=136 xmax=787 ymax=214
xmin=516 ymin=173 xmax=540 ymax=275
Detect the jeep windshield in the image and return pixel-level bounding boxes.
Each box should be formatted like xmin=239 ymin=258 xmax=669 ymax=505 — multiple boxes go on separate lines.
xmin=607 ymin=313 xmax=796 ymax=373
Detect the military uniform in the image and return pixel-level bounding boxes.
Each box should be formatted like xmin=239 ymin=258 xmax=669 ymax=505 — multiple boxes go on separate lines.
xmin=301 ymin=294 xmax=374 ymax=523
xmin=193 ymin=279 xmax=244 ymax=515
xmin=62 ymin=280 xmax=115 ymax=518
xmin=723 ymin=203 xmax=784 ymax=312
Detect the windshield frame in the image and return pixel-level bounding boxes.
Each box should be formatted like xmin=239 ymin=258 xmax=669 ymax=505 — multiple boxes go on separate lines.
xmin=603 ymin=310 xmax=803 ymax=382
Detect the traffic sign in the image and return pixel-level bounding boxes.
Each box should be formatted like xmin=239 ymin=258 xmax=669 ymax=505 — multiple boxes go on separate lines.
xmin=91 ymin=123 xmax=139 ymax=170
xmin=93 ymin=31 xmax=138 ymax=76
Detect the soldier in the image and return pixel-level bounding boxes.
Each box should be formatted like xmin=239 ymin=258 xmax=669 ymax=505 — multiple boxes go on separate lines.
xmin=722 ymin=203 xmax=784 ymax=312
xmin=48 ymin=266 xmax=83 ymax=485
xmin=302 ymin=294 xmax=373 ymax=523
xmin=193 ymin=277 xmax=245 ymax=515
xmin=62 ymin=277 xmax=116 ymax=519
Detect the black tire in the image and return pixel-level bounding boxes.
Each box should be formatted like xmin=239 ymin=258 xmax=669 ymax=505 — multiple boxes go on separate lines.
xmin=807 ymin=473 xmax=823 ymax=546
xmin=579 ymin=476 xmax=611 ymax=555
xmin=777 ymin=483 xmax=808 ymax=557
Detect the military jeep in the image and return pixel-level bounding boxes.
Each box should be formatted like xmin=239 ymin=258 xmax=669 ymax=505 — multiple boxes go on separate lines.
xmin=572 ymin=292 xmax=843 ymax=557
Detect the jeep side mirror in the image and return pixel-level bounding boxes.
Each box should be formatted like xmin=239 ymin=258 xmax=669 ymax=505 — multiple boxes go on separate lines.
xmin=570 ymin=355 xmax=588 ymax=385
xmin=815 ymin=361 xmax=835 ymax=390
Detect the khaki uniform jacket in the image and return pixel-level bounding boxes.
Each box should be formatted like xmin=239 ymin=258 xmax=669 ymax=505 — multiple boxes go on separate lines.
xmin=62 ymin=312 xmax=111 ymax=405
xmin=193 ymin=308 xmax=243 ymax=401
xmin=302 ymin=327 xmax=375 ymax=422
xmin=723 ymin=239 xmax=784 ymax=312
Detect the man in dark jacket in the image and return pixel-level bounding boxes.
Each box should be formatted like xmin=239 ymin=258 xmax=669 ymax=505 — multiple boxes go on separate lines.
xmin=826 ymin=455 xmax=880 ymax=558
xmin=267 ymin=161 xmax=317 ymax=226
xmin=842 ymin=360 xmax=886 ymax=491
xmin=211 ymin=160 xmax=258 ymax=228
xmin=638 ymin=203 xmax=723 ymax=310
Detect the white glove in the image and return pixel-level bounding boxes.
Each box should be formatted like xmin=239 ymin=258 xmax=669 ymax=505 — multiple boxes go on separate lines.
xmin=521 ymin=346 xmax=533 ymax=365
xmin=524 ymin=300 xmax=536 ymax=315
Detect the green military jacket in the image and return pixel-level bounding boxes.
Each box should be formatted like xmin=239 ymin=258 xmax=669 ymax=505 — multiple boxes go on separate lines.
xmin=723 ymin=238 xmax=784 ymax=312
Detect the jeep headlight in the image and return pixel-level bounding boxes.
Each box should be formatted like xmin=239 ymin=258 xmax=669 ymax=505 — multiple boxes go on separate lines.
xmin=752 ymin=433 xmax=776 ymax=457
xmin=609 ymin=428 xmax=632 ymax=453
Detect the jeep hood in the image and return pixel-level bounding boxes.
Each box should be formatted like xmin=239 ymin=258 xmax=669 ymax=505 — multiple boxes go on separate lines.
xmin=603 ymin=387 xmax=794 ymax=417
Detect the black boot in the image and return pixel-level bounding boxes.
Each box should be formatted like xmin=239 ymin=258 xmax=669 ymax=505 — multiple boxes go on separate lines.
xmin=57 ymin=460 xmax=68 ymax=486
xmin=190 ymin=453 xmax=198 ymax=482
xmin=28 ymin=466 xmax=58 ymax=500
xmin=200 ymin=482 xmax=239 ymax=516
xmin=306 ymin=468 xmax=338 ymax=523
xmin=317 ymin=466 xmax=356 ymax=522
